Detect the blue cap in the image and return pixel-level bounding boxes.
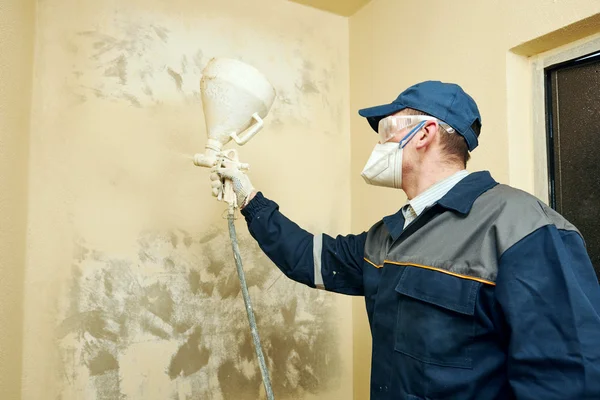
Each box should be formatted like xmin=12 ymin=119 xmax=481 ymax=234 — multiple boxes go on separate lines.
xmin=358 ymin=81 xmax=482 ymax=151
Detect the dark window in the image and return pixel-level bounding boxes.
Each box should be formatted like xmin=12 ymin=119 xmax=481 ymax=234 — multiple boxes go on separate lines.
xmin=545 ymin=51 xmax=600 ymax=280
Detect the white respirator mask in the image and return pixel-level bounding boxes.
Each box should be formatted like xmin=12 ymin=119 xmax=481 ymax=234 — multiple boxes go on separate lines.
xmin=361 ymin=116 xmax=452 ymax=189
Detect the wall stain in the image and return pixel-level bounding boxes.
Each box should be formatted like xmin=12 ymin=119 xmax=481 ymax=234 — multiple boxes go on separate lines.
xmin=92 ymin=370 xmax=121 ymax=400
xmin=141 ymin=317 xmax=171 ymax=340
xmin=164 ymin=257 xmax=175 ymax=269
xmin=300 ymin=74 xmax=319 ymax=94
xmin=181 ymin=56 xmax=188 ymax=74
xmin=152 ymin=25 xmax=169 ymax=42
xmin=123 ymin=93 xmax=141 ymax=107
xmin=298 ymin=61 xmax=320 ymax=94
xmin=197 ymin=229 xmax=219 ymax=244
xmin=91 ymin=87 xmax=106 ymax=99
xmin=169 ymin=232 xmax=179 ymax=248
xmin=218 ymin=359 xmax=261 ymax=400
xmin=193 ymin=49 xmax=205 ymax=69
xmin=205 ymin=248 xmax=225 ymax=276
xmin=167 ymin=68 xmax=183 ymax=92
xmin=59 ymin=310 xmax=118 ymax=342
xmin=238 ymin=332 xmax=255 ymax=362
xmin=142 ymin=283 xmax=174 ymax=323
xmin=189 ymin=269 xmax=215 ymax=297
xmin=281 ymin=297 xmax=298 ymax=325
xmin=103 ymin=54 xmax=127 ymax=85
xmin=103 ymin=273 xmax=113 ymax=297
xmin=70 ymin=23 xmax=202 ymax=107
xmin=88 ymin=350 xmax=119 ymax=376
xmin=320 ymin=68 xmax=332 ymax=93
xmin=189 ymin=270 xmax=200 ymax=294
xmin=167 ymin=327 xmax=210 ymax=379
xmin=277 ymin=91 xmax=294 ymax=106
xmin=175 ymin=321 xmax=193 ymax=334
xmin=142 ymin=84 xmax=153 ymax=97
xmin=59 ymin=228 xmax=340 ymax=399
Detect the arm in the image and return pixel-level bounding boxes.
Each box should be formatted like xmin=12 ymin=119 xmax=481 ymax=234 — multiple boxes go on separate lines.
xmin=496 ymin=225 xmax=600 ymax=399
xmin=212 ymin=170 xmax=366 ymax=295
xmin=241 ymin=192 xmax=366 ymax=295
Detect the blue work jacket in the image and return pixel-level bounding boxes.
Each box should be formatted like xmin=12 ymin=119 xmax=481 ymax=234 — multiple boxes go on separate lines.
xmin=241 ymin=171 xmax=600 ymax=399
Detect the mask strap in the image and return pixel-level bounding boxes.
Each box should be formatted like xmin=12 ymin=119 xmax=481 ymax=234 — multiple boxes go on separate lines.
xmin=399 ymin=120 xmax=428 ymax=149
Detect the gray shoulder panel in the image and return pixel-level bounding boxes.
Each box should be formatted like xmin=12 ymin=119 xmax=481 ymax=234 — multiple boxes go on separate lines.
xmin=364 ymin=221 xmax=391 ymax=267
xmin=480 ymin=184 xmax=581 ymax=257
xmin=369 ymin=183 xmax=582 ymax=284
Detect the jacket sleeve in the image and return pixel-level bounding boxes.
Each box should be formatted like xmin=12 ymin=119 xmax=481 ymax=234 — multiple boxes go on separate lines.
xmin=240 ymin=192 xmax=366 ymax=295
xmin=495 ymin=224 xmax=600 ymax=399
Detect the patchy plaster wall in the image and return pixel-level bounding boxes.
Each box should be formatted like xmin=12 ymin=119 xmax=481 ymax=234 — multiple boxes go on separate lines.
xmin=22 ymin=0 xmax=351 ymax=399
xmin=0 ymin=0 xmax=35 ymax=398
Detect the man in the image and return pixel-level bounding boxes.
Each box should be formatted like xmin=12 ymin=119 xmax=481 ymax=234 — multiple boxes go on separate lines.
xmin=210 ymin=81 xmax=600 ymax=399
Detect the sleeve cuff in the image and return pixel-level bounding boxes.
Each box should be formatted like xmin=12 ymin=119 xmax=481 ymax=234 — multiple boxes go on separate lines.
xmin=240 ymin=192 xmax=274 ymax=222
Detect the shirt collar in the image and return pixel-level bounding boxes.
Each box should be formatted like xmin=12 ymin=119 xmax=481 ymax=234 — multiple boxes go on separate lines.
xmin=406 ymin=170 xmax=470 ymax=217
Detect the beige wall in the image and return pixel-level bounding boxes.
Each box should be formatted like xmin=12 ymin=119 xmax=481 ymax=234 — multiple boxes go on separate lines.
xmin=0 ymin=0 xmax=36 ymax=398
xmin=22 ymin=0 xmax=351 ymax=399
xmin=349 ymin=2 xmax=600 ymax=399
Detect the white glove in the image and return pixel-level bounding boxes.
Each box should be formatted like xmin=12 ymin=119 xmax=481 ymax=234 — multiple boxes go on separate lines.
xmin=210 ymin=167 xmax=255 ymax=207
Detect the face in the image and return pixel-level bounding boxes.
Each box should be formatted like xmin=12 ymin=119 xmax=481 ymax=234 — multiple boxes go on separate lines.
xmin=383 ymin=112 xmax=421 ymax=176
xmin=382 ymin=111 xmax=439 ymax=180
xmin=362 ymin=112 xmax=441 ymax=191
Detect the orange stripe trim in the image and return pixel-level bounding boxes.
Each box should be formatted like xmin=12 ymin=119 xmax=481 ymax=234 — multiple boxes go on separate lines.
xmin=364 ymin=258 xmax=382 ymax=269
xmin=384 ymin=260 xmax=496 ymax=286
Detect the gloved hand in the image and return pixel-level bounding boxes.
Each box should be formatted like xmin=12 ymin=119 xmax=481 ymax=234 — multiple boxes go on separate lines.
xmin=210 ymin=167 xmax=256 ymax=208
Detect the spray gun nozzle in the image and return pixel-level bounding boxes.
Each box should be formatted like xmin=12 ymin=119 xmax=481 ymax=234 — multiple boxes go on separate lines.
xmin=193 ymin=153 xmax=216 ymax=168
xmin=193 ymin=150 xmax=249 ymax=171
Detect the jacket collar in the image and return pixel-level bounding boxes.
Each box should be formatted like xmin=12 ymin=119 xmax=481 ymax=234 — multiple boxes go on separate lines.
xmin=382 ymin=171 xmax=498 ymax=238
xmin=437 ymin=170 xmax=498 ymax=215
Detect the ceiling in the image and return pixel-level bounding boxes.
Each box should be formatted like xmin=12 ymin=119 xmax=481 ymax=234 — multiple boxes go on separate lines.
xmin=288 ymin=0 xmax=372 ymax=17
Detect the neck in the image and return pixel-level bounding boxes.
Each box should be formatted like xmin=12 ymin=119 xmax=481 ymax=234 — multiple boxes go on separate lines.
xmin=403 ymin=159 xmax=464 ymax=200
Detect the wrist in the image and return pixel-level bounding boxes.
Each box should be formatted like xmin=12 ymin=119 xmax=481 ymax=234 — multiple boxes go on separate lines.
xmin=240 ymin=190 xmax=258 ymax=209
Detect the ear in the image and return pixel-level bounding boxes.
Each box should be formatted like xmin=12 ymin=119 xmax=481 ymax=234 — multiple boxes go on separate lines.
xmin=413 ymin=120 xmax=438 ymax=150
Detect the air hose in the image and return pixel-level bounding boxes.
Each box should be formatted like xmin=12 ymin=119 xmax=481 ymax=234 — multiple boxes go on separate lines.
xmin=227 ymin=205 xmax=275 ymax=399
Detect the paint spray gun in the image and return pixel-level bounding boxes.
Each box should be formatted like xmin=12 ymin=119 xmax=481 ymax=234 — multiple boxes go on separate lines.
xmin=193 ymin=58 xmax=276 ymax=209
xmin=192 ymin=57 xmax=276 ymax=399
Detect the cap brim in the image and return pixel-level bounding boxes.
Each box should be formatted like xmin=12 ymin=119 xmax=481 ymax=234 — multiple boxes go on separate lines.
xmin=358 ymin=103 xmax=406 ymax=132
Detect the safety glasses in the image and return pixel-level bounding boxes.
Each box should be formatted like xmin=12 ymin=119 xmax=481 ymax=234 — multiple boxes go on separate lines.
xmin=377 ymin=115 xmax=455 ymax=144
